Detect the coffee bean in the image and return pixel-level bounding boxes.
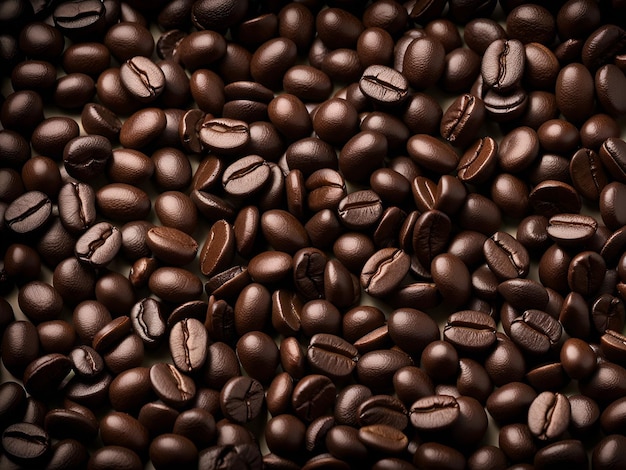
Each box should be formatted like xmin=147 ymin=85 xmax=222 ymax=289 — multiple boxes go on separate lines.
xmin=167 ymin=318 xmax=208 ymax=375
xmin=483 ymin=231 xmax=530 ymax=280
xmin=63 ymin=135 xmax=112 ymax=181
xmin=146 ymin=226 xmax=198 ymax=266
xmin=219 ymin=376 xmax=264 ymax=424
xmin=148 ymin=267 xmax=203 ymax=304
xmin=292 ymin=374 xmax=336 ymax=422
xmin=2 ymin=422 xmax=50 ymax=465
xmin=58 ymin=182 xmax=96 ymax=234
xmin=150 ymin=362 xmax=195 ymax=409
xmin=237 ymin=331 xmax=280 ymax=384
xmin=5 ymin=190 xmax=52 ymax=234
xmin=74 ymin=222 xmax=121 ymax=268
xmin=569 ymin=148 xmax=609 ymax=201
xmin=568 ymin=250 xmax=606 ymax=296
xmin=117 ymin=56 xmax=165 ymax=104
xmin=482 ymin=39 xmax=525 ymax=93
xmin=261 ymin=209 xmax=310 ymax=254
xmin=222 ymin=155 xmax=271 ymax=198
xmin=443 ymin=310 xmax=497 ymax=354
xmin=360 ymin=248 xmax=410 ymax=298
xmin=547 ymin=213 xmax=598 ymax=247
xmin=359 ymin=65 xmax=408 ymax=105
xmin=407 ymin=134 xmax=459 ymax=174
xmin=528 ymin=391 xmax=571 ymax=441
xmin=307 ymin=333 xmax=358 ymax=381
xmin=509 ymin=309 xmax=563 ymax=355
xmin=409 ymin=395 xmax=460 ymax=431
xmin=599 ymin=137 xmax=626 ymax=182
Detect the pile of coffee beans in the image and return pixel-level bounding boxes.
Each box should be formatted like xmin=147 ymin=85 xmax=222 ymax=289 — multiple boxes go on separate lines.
xmin=2 ymin=0 xmax=626 ymax=468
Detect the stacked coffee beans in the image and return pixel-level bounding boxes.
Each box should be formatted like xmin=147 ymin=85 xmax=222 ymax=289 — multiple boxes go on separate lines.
xmin=2 ymin=0 xmax=626 ymax=468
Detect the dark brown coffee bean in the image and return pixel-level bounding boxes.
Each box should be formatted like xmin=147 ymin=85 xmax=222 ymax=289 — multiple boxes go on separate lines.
xmin=23 ymin=353 xmax=72 ymax=397
xmin=337 ymin=190 xmax=383 ymax=231
xmin=592 ymin=293 xmax=625 ymax=335
xmin=440 ymin=94 xmax=485 ymax=148
xmin=146 ymin=226 xmax=198 ymax=266
xmin=483 ymin=231 xmax=530 ymax=280
xmin=407 ymin=134 xmax=459 ymax=174
xmin=307 ymin=333 xmax=358 ymax=381
xmin=198 ymin=117 xmax=250 ymax=156
xmin=339 ymin=131 xmax=387 ymax=184
xmin=582 ymin=24 xmax=626 ymax=71
xmin=443 ymin=310 xmax=497 ymax=354
xmin=74 ymin=222 xmax=121 ymax=268
xmin=150 ymin=362 xmax=195 ymax=409
xmin=556 ymin=63 xmax=595 ymax=123
xmin=509 ymin=309 xmax=563 ymax=356
xmin=568 ymin=250 xmax=606 ymax=296
xmin=148 ymin=267 xmax=203 ymax=304
xmin=5 ymin=190 xmax=52 ymax=235
xmin=358 ymin=65 xmax=408 ymax=106
xmin=251 ymin=37 xmax=297 ymax=90
xmin=292 ymin=375 xmax=336 ymax=422
xmin=261 ymin=209 xmax=309 ymax=254
xmin=81 ymin=103 xmax=121 ymax=142
xmin=482 ymin=39 xmax=525 ymax=93
xmin=409 ymin=395 xmax=460 ymax=431
xmin=357 ymin=349 xmax=413 ymax=392
xmin=2 ymin=422 xmax=50 ymax=466
xmin=547 ymin=213 xmax=598 ymax=247
xmin=403 ymin=37 xmax=445 ymax=89
xmin=360 ymin=248 xmax=410 ymax=298
xmin=219 ymin=376 xmax=264 ymax=424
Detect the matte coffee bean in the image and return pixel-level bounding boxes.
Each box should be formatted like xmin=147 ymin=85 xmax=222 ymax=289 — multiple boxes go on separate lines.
xmin=338 ymin=190 xmax=383 ymax=231
xmin=528 ymin=392 xmax=570 ymax=441
xmin=431 ymin=253 xmax=472 ymax=308
xmin=357 ymin=349 xmax=413 ymax=392
xmin=292 ymin=375 xmax=336 ymax=422
xmin=89 ymin=445 xmax=142 ymax=470
xmin=146 ymin=226 xmax=197 ymax=266
xmin=591 ymin=293 xmax=625 ymax=335
xmin=556 ymin=63 xmax=595 ymax=123
xmin=2 ymin=422 xmax=50 ymax=465
xmin=81 ymin=103 xmax=121 ymax=142
xmin=5 ymin=190 xmax=52 ymax=234
xmin=237 ymin=331 xmax=280 ymax=384
xmin=359 ymin=65 xmax=408 ymax=106
xmin=220 ymin=376 xmax=264 ymax=424
xmin=482 ymin=39 xmax=525 ymax=93
xmin=75 ymin=222 xmax=121 ymax=268
xmin=119 ymin=108 xmax=167 ymax=150
xmin=149 ymin=434 xmax=198 ymax=469
xmin=271 ymin=289 xmax=303 ymax=336
xmin=600 ymin=137 xmax=626 ymax=183
xmin=169 ymin=318 xmax=208 ymax=374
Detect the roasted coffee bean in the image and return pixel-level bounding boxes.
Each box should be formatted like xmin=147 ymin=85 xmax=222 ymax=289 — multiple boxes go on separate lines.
xmin=409 ymin=395 xmax=460 ymax=431
xmin=307 ymin=334 xmax=358 ymax=381
xmin=528 ymin=392 xmax=571 ymax=441
xmin=547 ymin=213 xmax=598 ymax=247
xmin=2 ymin=422 xmax=50 ymax=465
xmin=359 ymin=65 xmax=408 ymax=106
xmin=5 ymin=190 xmax=52 ymax=234
xmin=509 ymin=309 xmax=563 ymax=356
xmin=80 ymin=103 xmax=121 ymax=141
xmin=58 ymin=182 xmax=96 ymax=234
xmin=148 ymin=267 xmax=203 ymax=304
xmin=169 ymin=318 xmax=208 ymax=374
xmin=74 ymin=222 xmax=121 ymax=268
xmin=146 ymin=226 xmax=197 ymax=266
xmin=150 ymin=362 xmax=195 ymax=409
xmin=440 ymin=94 xmax=485 ymax=148
xmin=222 ymin=155 xmax=271 ymax=198
xmin=481 ymin=39 xmax=525 ymax=93
xmin=483 ymin=231 xmax=530 ymax=280
xmin=568 ymin=250 xmax=606 ymax=296
xmin=63 ymin=135 xmax=112 ymax=181
xmin=443 ymin=310 xmax=497 ymax=354
xmin=292 ymin=375 xmax=336 ymax=422
xmin=220 ymin=376 xmax=264 ymax=424
xmin=407 ymin=134 xmax=459 ymax=174
xmin=360 ymin=248 xmax=410 ymax=298
xmin=69 ymin=345 xmax=104 ymax=380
